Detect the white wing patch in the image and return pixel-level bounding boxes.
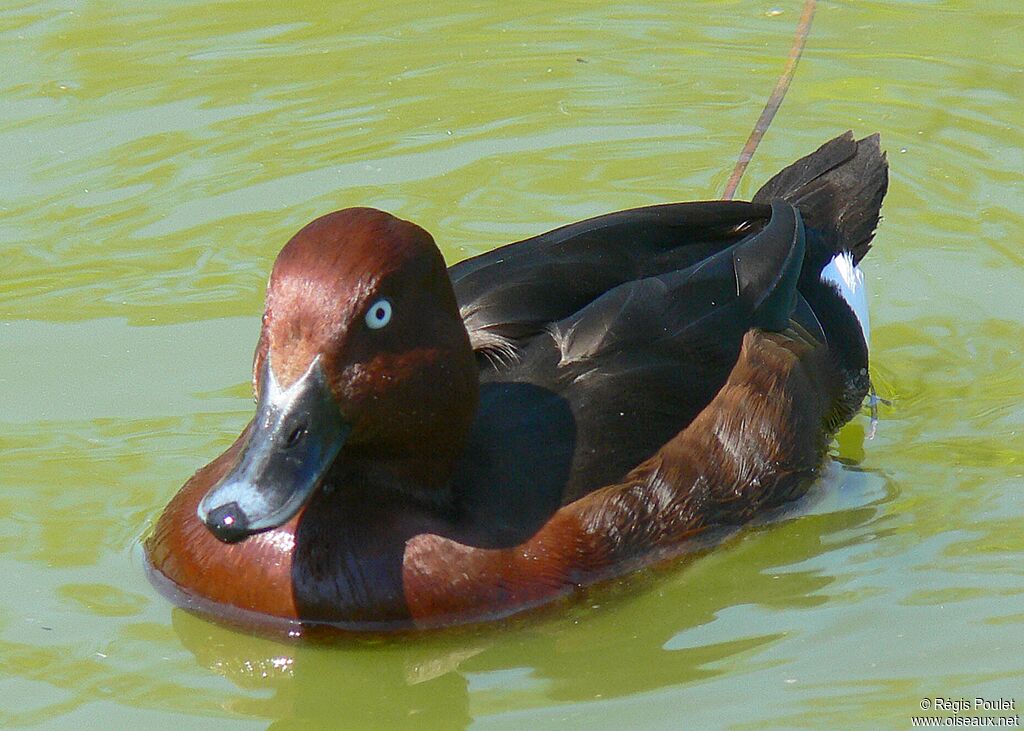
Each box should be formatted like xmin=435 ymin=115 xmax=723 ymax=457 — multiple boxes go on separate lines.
xmin=821 ymin=252 xmax=870 ymax=346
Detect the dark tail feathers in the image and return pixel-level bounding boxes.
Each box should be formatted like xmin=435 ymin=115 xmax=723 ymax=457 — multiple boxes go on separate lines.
xmin=753 ymin=132 xmax=888 ymax=264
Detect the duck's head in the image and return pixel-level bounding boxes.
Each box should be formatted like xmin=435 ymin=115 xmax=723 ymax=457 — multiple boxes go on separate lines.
xmin=197 ymin=208 xmax=479 ymax=542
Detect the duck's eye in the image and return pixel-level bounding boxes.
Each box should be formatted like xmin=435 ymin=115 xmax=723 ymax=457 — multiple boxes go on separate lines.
xmin=364 ymin=298 xmax=392 ymax=330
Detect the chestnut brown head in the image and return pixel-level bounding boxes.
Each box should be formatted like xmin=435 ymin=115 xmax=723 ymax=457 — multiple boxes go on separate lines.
xmin=198 ymin=208 xmax=478 ymax=542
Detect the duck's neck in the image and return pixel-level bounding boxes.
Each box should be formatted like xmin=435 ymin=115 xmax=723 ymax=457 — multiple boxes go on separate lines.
xmin=292 ymin=446 xmax=470 ymax=625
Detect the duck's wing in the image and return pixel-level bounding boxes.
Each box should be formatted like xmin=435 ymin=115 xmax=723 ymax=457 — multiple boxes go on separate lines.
xmin=550 ymin=200 xmax=809 ymax=362
xmin=453 ymin=201 xmax=817 ymax=519
xmin=545 ymin=201 xmax=820 ymax=501
xmin=449 ymin=201 xmax=774 ymax=365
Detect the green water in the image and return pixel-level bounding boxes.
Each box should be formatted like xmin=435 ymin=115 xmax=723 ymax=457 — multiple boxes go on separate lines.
xmin=2 ymin=1 xmax=1022 ymax=728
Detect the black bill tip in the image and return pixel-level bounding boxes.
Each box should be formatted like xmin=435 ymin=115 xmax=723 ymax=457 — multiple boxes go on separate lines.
xmin=204 ymin=501 xmax=252 ymax=543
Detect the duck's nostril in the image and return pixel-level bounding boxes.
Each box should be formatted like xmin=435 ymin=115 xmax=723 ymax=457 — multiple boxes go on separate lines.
xmin=285 ymin=424 xmax=306 ymax=449
xmin=204 ymin=501 xmax=251 ymax=543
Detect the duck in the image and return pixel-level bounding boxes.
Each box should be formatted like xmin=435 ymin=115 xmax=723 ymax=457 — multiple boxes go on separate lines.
xmin=145 ymin=132 xmax=888 ymax=633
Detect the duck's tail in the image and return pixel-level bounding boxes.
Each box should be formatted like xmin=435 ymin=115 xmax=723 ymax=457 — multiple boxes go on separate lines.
xmin=754 ymin=132 xmax=888 ymax=428
xmin=752 ymin=131 xmax=888 ymax=266
xmin=755 ymin=131 xmax=887 ymax=341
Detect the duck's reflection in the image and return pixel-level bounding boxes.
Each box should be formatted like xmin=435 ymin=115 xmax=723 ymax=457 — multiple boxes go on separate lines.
xmin=168 ymin=463 xmax=888 ymax=730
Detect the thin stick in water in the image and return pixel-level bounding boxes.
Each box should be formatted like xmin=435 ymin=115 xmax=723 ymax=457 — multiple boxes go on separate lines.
xmin=722 ymin=0 xmax=817 ymax=200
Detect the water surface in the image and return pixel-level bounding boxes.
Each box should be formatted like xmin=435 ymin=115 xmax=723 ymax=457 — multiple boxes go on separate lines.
xmin=2 ymin=1 xmax=1023 ymax=729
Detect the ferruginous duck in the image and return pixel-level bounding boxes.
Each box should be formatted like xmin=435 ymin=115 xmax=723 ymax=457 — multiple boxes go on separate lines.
xmin=146 ymin=132 xmax=887 ymax=633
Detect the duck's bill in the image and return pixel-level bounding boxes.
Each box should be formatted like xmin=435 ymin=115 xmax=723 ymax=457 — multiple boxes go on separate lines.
xmin=197 ymin=355 xmax=349 ymax=543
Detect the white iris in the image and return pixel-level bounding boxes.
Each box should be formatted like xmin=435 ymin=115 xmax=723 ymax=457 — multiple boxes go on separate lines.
xmin=364 ymin=298 xmax=393 ymax=329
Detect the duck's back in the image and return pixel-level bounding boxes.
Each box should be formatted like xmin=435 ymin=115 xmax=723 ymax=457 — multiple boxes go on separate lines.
xmin=448 ymin=132 xmax=886 ymax=518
